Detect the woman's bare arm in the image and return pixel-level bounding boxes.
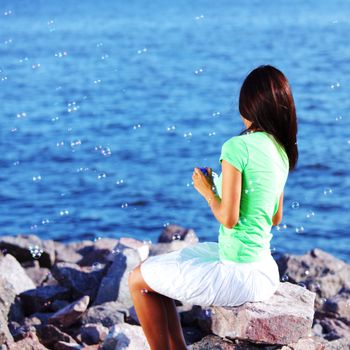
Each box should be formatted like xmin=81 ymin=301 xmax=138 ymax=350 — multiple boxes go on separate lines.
xmin=272 ymin=191 xmax=284 ymax=226
xmin=206 ymin=159 xmax=241 ymax=229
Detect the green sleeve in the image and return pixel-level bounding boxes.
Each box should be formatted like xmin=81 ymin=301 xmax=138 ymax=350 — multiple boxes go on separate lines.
xmin=219 ymin=137 xmax=249 ymax=172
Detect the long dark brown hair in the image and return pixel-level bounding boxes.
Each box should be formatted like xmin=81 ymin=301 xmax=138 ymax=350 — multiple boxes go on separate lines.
xmin=238 ymin=65 xmax=298 ymax=171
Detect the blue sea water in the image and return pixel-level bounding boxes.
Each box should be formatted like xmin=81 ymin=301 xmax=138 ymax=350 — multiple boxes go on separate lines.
xmin=1 ymin=0 xmax=349 ymax=263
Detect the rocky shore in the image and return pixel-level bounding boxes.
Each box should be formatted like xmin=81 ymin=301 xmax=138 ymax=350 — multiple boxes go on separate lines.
xmin=0 ymin=224 xmax=349 ymax=350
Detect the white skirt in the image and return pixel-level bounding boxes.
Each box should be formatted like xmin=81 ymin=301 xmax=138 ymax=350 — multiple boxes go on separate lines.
xmin=140 ymin=241 xmax=280 ymax=307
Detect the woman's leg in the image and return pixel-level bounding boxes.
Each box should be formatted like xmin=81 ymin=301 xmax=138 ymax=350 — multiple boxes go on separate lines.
xmin=128 ymin=265 xmax=170 ymax=350
xmin=160 ymin=295 xmax=188 ymax=350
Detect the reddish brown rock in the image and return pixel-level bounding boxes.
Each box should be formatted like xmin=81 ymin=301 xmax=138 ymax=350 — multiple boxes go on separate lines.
xmin=209 ymin=282 xmax=316 ymax=345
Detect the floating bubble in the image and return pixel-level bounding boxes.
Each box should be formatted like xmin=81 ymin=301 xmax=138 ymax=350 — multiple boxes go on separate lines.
xmin=137 ymin=48 xmax=147 ymax=54
xmin=16 ymin=112 xmax=26 ymax=118
xmin=51 ymin=116 xmax=59 ymax=122
xmin=194 ymin=68 xmax=203 ymax=75
xmin=93 ymin=79 xmax=101 ymax=84
xmin=70 ymin=139 xmax=81 ymax=148
xmin=184 ymin=132 xmax=192 ymax=138
xmin=32 ymin=63 xmax=41 ymax=69
xmin=291 ymin=201 xmax=300 ymax=209
xmin=121 ymin=203 xmax=128 ymax=208
xmin=28 ymin=244 xmax=44 ymax=259
xmin=30 ymin=224 xmax=38 ymax=230
xmin=32 ymin=175 xmax=42 ymax=182
xmin=281 ymin=274 xmax=289 ymax=282
xmin=212 ymin=112 xmax=221 ymax=117
xmin=76 ymin=167 xmax=89 ymax=172
xmin=59 ymin=209 xmax=69 ymax=216
xmin=4 ymin=10 xmax=13 ymax=16
xmin=101 ymin=54 xmax=109 ymax=60
xmin=54 ymin=51 xmax=68 ymax=58
xmin=56 ymin=141 xmax=64 ymax=147
xmin=95 ymin=145 xmax=112 ymax=156
xmin=18 ymin=57 xmax=29 ymax=63
xmin=166 ymin=125 xmax=176 ymax=131
xmin=67 ymin=101 xmax=79 ymax=113
xmin=295 ymin=226 xmax=305 ymax=233
xmin=116 ymin=179 xmax=124 ymax=185
xmin=195 ymin=14 xmax=204 ymax=20
xmin=306 ymin=211 xmax=315 ymax=219
xmin=133 ymin=124 xmax=141 ymax=129
xmin=330 ymin=82 xmax=340 ymax=89
xmin=172 ymin=234 xmax=181 ymax=240
xmin=323 ymin=188 xmax=333 ymax=195
xmin=41 ymin=218 xmax=50 ymax=224
xmin=204 ymin=309 xmax=212 ymax=317
xmin=91 ymin=262 xmax=103 ymax=271
xmin=163 ymin=222 xmax=170 ymax=227
xmin=97 ymin=173 xmax=107 ymax=179
xmin=335 ymin=116 xmax=343 ymax=121
xmin=208 ymin=131 xmax=216 ymax=136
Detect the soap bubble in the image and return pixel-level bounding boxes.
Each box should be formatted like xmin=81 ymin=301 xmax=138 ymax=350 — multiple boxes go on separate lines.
xmin=28 ymin=244 xmax=44 ymax=259
xmin=291 ymin=201 xmax=299 ymax=209
xmin=281 ymin=274 xmax=289 ymax=282
xmin=306 ymin=211 xmax=315 ymax=219
xmin=91 ymin=262 xmax=103 ymax=271
xmin=295 ymin=226 xmax=305 ymax=233
xmin=323 ymin=188 xmax=333 ymax=196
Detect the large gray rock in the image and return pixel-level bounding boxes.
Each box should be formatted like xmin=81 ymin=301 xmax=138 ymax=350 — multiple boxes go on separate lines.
xmin=3 ymin=331 xmax=49 ymax=349
xmin=102 ymin=323 xmax=150 ymax=350
xmin=0 ymin=235 xmax=55 ymax=268
xmin=19 ymin=285 xmax=71 ymax=315
xmin=0 ymin=254 xmax=36 ymax=295
xmin=81 ymin=301 xmax=127 ymax=328
xmin=93 ymin=242 xmax=141 ymax=307
xmin=51 ymin=262 xmax=107 ymax=301
xmin=208 ymin=282 xmax=315 ymax=345
xmin=81 ymin=323 xmax=109 ymax=345
xmin=37 ymin=324 xmax=77 ymax=348
xmin=55 ymin=238 xmax=119 ymax=267
xmin=48 ymin=295 xmax=90 ymax=328
xmin=276 ymin=248 xmax=350 ymax=305
xmin=320 ymin=287 xmax=350 ymax=324
xmin=0 ymin=312 xmax=13 ymax=345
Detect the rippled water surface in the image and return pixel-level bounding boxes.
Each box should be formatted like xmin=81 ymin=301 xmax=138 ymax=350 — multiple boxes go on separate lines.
xmin=1 ymin=0 xmax=349 ymax=262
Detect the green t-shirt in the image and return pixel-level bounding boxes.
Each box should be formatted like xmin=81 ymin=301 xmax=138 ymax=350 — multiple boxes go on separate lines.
xmin=214 ymin=131 xmax=289 ymax=263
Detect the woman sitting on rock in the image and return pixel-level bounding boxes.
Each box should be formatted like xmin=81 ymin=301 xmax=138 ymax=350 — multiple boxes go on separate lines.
xmin=128 ymin=64 xmax=299 ymax=350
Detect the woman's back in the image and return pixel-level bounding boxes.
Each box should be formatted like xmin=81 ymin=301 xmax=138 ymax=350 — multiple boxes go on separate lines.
xmin=214 ymin=130 xmax=289 ymax=263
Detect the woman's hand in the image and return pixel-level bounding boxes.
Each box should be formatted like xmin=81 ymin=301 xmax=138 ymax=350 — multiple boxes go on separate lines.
xmin=192 ymin=167 xmax=214 ymax=198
